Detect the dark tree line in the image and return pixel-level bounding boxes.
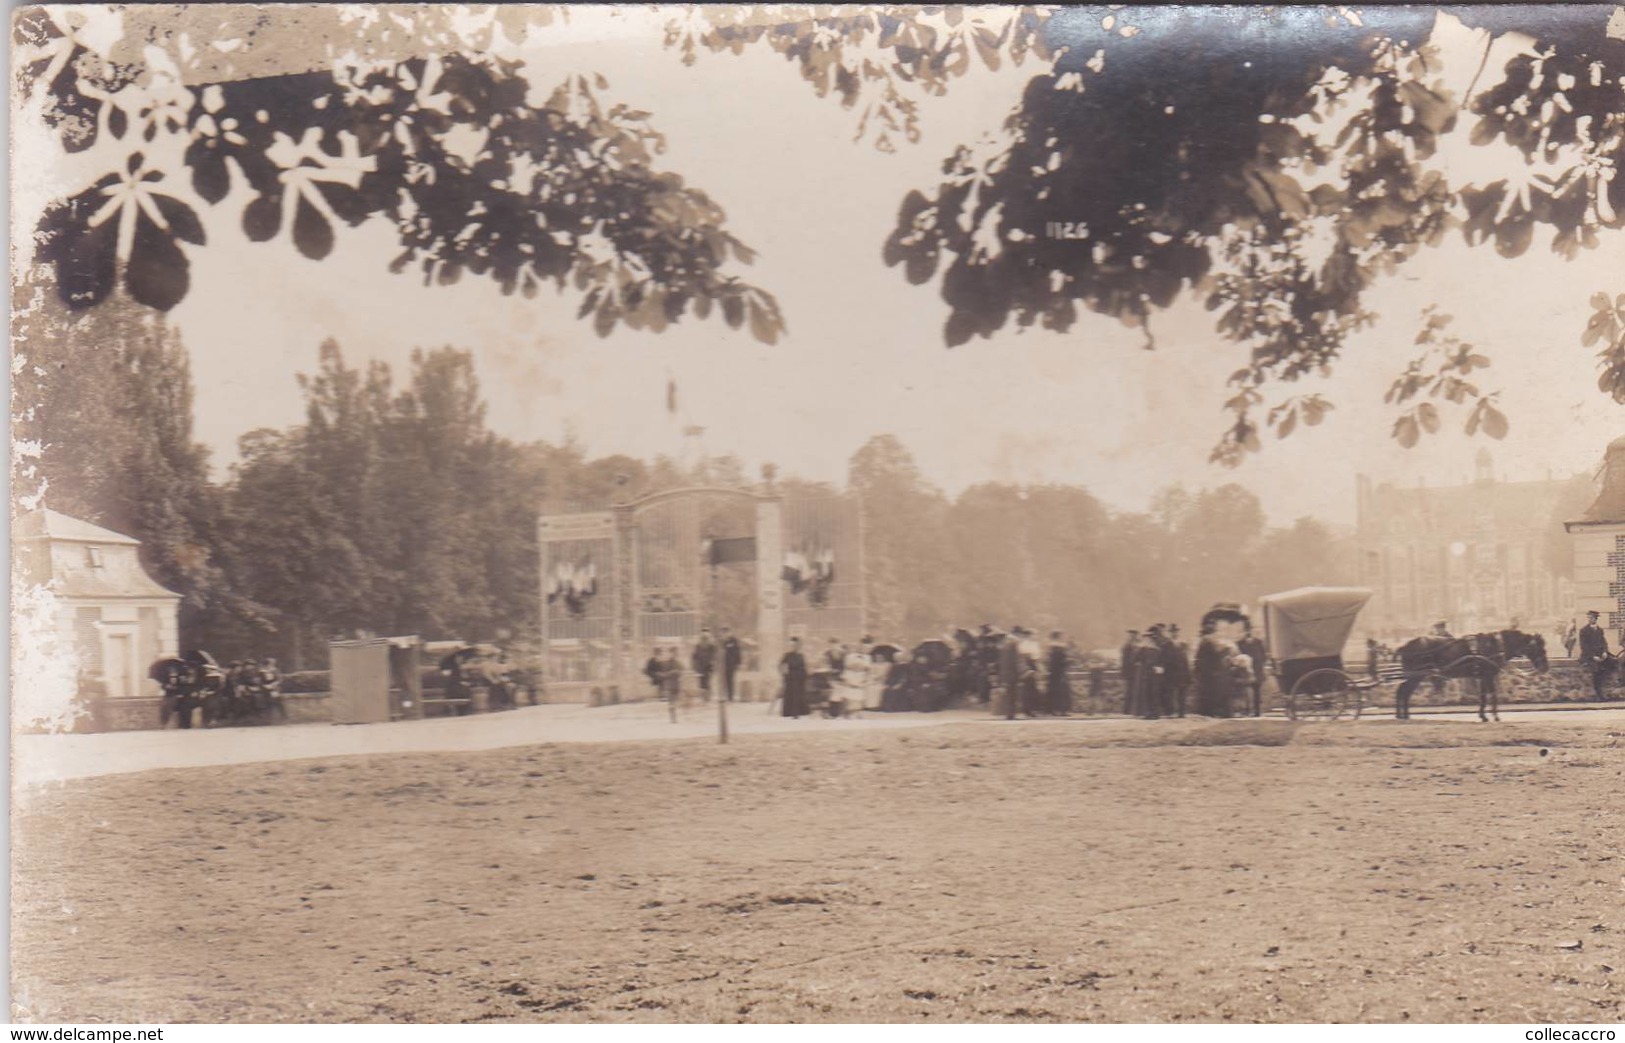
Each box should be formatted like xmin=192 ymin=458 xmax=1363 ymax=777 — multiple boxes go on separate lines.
xmin=13 ymin=284 xmax=730 ymax=669
xmin=848 ymin=434 xmax=1356 ymax=649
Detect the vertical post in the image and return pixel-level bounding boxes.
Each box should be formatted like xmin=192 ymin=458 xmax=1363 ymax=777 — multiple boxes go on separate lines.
xmin=613 ymin=503 xmax=637 ymax=699
xmin=713 ymin=557 xmax=728 ymax=744
xmin=853 ymin=491 xmax=868 ymax=641
xmin=537 ymin=514 xmax=550 ymax=693
xmin=756 ymin=494 xmax=785 ymax=710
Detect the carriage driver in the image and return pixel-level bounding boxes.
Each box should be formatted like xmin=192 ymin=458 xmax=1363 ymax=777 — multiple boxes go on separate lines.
xmin=1578 ymin=610 xmax=1611 ymax=700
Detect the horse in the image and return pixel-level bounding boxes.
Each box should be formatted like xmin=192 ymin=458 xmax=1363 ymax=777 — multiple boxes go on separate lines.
xmin=1394 ymin=629 xmax=1549 ymax=722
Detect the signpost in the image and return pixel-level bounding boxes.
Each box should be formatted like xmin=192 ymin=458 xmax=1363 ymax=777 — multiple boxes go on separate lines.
xmin=704 ymin=532 xmax=729 ymax=744
xmin=710 ymin=550 xmax=729 ymax=745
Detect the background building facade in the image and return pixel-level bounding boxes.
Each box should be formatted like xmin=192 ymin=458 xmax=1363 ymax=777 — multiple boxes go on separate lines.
xmin=1356 ymin=452 xmax=1587 ymax=644
xmin=13 ymin=509 xmax=181 ymax=715
xmin=1564 ymin=436 xmax=1625 ymax=635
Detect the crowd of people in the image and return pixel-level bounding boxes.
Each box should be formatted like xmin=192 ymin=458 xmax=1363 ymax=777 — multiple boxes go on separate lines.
xmin=1119 ymin=621 xmax=1268 ymax=720
xmin=643 ymin=625 xmax=1089 ymax=720
xmin=647 ymin=617 xmax=1289 ymax=722
xmin=632 ymin=606 xmax=1625 ymax=725
xmin=153 ymin=652 xmax=284 ymax=728
xmin=644 ymin=626 xmax=747 ymax=713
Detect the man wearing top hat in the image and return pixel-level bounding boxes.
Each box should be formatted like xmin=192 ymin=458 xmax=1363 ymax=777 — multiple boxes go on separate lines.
xmin=1578 ymin=610 xmax=1611 ymax=700
xmin=1165 ymin=623 xmax=1193 ymax=718
xmin=1236 ymin=624 xmax=1268 ymax=718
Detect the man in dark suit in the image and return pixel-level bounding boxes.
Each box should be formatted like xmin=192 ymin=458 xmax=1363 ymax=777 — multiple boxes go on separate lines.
xmin=720 ymin=626 xmax=743 ymax=702
xmin=1165 ymin=624 xmax=1192 ymax=718
xmin=691 ymin=628 xmax=717 ymax=702
xmin=1137 ymin=629 xmax=1166 ymax=720
xmin=1579 ymin=610 xmax=1611 ymax=699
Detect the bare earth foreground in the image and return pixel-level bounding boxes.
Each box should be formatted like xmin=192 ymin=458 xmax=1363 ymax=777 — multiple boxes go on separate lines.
xmin=13 ymin=715 xmax=1625 ymax=1023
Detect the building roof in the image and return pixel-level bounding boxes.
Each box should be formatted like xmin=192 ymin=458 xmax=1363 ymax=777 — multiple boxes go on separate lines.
xmin=13 ymin=508 xmax=140 ymax=545
xmin=1577 ymin=438 xmax=1625 ymax=524
xmin=12 ymin=508 xmax=180 ymax=601
xmin=1363 ymin=474 xmax=1581 ymax=534
xmin=49 ymin=570 xmax=180 ymax=600
xmin=1563 ymin=437 xmax=1625 ymax=527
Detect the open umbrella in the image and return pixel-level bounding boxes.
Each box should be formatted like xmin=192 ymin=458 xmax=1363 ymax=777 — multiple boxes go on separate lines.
xmin=180 ymin=649 xmax=219 ymax=667
xmin=868 ymin=643 xmax=903 ymax=663
xmin=148 ymin=657 xmax=189 ymax=682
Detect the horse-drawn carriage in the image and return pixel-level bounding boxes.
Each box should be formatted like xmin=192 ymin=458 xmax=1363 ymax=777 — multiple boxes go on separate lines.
xmin=1254 ymin=587 xmax=1551 ymax=721
xmin=1258 ymin=587 xmax=1374 ymax=720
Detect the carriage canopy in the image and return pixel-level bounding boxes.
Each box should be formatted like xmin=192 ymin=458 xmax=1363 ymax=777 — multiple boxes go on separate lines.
xmin=1259 ymin=587 xmax=1373 ymax=664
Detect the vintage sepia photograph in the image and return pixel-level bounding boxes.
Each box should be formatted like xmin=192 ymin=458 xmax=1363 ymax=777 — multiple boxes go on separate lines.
xmin=9 ymin=2 xmax=1625 ymax=1027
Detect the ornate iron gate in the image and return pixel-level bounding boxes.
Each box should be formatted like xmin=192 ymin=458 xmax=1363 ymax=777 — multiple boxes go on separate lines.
xmin=537 ymin=512 xmax=618 ymax=686
xmin=539 ymin=485 xmax=864 ymax=699
xmin=783 ymin=493 xmax=866 ymax=644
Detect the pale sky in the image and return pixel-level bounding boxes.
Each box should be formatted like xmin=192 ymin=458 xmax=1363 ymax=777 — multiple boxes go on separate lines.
xmin=16 ymin=7 xmax=1625 ymax=525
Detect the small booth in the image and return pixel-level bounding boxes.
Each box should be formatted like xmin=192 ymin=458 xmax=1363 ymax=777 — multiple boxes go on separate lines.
xmin=330 ymin=636 xmax=423 ymax=725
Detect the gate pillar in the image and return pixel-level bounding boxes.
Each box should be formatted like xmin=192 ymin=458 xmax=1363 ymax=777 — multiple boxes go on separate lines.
xmin=755 ymin=495 xmax=785 ymax=689
xmin=613 ymin=502 xmax=637 ymax=693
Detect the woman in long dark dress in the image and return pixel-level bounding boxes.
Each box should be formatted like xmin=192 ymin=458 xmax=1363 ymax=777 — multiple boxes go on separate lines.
xmin=780 ymin=637 xmax=810 ymax=718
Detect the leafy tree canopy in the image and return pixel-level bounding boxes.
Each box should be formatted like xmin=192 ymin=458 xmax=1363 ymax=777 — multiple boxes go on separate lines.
xmin=671 ymin=5 xmax=1625 ymax=460
xmin=17 ymin=5 xmax=784 ymax=341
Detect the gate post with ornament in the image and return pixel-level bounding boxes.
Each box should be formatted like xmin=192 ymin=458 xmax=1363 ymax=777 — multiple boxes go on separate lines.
xmin=755 ymin=494 xmax=785 ymax=700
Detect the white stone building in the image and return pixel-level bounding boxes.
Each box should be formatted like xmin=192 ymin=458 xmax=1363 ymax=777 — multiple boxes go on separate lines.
xmin=1564 ymin=436 xmax=1625 ymax=635
xmin=13 ymin=509 xmax=180 ymax=724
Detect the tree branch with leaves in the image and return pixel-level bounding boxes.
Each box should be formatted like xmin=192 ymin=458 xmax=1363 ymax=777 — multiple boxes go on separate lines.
xmin=17 ymin=5 xmax=785 ymax=343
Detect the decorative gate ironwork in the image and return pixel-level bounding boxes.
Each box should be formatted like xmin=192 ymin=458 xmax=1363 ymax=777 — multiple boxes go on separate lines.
xmin=783 ymin=494 xmax=866 ymax=644
xmin=538 ymin=485 xmax=864 ymax=699
xmin=537 ymin=512 xmax=617 ymax=686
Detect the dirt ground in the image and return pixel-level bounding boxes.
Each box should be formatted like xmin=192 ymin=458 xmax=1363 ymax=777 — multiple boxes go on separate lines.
xmin=12 ymin=716 xmax=1625 ymax=1023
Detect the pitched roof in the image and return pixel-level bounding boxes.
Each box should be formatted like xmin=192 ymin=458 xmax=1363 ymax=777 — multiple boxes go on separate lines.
xmin=12 ymin=509 xmax=180 ymax=601
xmin=1365 ymin=475 xmax=1582 ymax=533
xmin=13 ymin=508 xmax=140 ymax=546
xmin=1580 ymin=442 xmax=1625 ymax=524
xmin=48 ymin=567 xmax=181 ymax=601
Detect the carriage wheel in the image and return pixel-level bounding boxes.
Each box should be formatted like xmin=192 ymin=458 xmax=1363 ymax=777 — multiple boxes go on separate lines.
xmin=1287 ymin=669 xmax=1360 ymax=722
